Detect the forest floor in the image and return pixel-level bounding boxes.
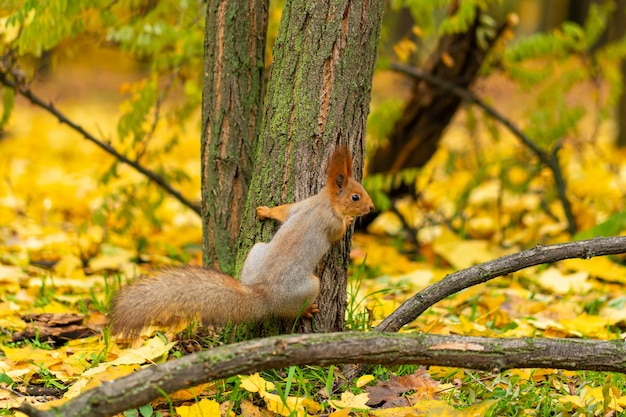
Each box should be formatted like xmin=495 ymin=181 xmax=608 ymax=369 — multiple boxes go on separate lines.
xmin=1 ymin=56 xmax=626 ymax=416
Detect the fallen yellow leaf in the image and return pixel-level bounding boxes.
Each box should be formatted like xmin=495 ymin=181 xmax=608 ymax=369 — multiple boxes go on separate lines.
xmin=176 ymin=398 xmax=220 ymax=417
xmin=240 ymin=373 xmax=275 ymax=395
xmin=356 ymin=374 xmax=375 ymax=388
xmin=328 ymin=391 xmax=370 ymax=411
xmin=111 ymin=336 xmax=174 ymax=365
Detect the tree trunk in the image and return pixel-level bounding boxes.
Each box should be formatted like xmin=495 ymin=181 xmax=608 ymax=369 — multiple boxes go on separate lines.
xmin=201 ymin=0 xmax=268 ymax=274
xmin=368 ymin=6 xmax=508 ymax=175
xmin=608 ymin=0 xmax=626 ymax=147
xmin=236 ymin=0 xmax=385 ymax=335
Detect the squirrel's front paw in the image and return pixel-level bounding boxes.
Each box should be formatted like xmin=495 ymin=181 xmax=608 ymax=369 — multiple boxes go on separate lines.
xmin=256 ymin=206 xmax=271 ymax=220
xmin=302 ymin=303 xmax=320 ymax=319
xmin=344 ymin=216 xmax=355 ymax=227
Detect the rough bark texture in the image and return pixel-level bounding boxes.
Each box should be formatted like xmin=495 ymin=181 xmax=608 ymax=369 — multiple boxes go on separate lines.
xmin=201 ymin=0 xmax=267 ymax=273
xmin=18 ymin=332 xmax=626 ymax=417
xmin=368 ymin=6 xmax=508 ymax=174
xmin=376 ymin=236 xmax=626 ymax=333
xmin=609 ymin=0 xmax=626 ymax=148
xmin=236 ymin=0 xmax=385 ymax=334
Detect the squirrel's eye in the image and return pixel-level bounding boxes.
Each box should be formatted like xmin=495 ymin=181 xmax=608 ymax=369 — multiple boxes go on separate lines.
xmin=351 ymin=194 xmax=360 ymax=202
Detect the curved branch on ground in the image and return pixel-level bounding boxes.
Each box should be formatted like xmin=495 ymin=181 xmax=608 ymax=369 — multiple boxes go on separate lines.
xmin=0 ymin=67 xmax=201 ymax=216
xmin=376 ymin=236 xmax=626 ymax=332
xmin=16 ymin=331 xmax=626 ymax=417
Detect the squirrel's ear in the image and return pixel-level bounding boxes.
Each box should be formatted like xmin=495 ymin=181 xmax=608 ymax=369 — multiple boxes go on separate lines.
xmin=327 ymin=145 xmax=351 ymax=193
xmin=327 ymin=145 xmax=352 ymax=177
xmin=334 ymin=173 xmax=346 ymax=190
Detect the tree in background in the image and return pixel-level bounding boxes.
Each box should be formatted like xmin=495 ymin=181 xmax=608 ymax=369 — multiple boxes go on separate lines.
xmin=365 ymin=0 xmax=626 ymax=242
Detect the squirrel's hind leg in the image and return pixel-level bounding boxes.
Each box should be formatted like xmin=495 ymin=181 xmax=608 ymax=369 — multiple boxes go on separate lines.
xmin=302 ymin=273 xmax=321 ymax=318
xmin=302 ymin=303 xmax=320 ymax=318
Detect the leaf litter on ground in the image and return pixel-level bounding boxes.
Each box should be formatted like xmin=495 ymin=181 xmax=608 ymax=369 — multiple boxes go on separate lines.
xmin=1 ymin=75 xmax=626 ymax=416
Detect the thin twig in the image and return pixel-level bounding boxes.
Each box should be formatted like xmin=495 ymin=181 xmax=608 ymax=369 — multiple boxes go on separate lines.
xmin=0 ymin=66 xmax=200 ymax=215
xmin=391 ymin=62 xmax=577 ymax=235
xmin=136 ymin=68 xmax=179 ymax=161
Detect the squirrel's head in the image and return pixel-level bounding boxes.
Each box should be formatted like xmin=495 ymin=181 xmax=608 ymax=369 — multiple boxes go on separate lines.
xmin=327 ymin=145 xmax=375 ymax=217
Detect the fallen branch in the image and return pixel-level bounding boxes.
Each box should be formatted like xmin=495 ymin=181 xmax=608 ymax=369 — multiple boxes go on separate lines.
xmin=390 ymin=62 xmax=577 ymax=235
xmin=0 ymin=66 xmax=201 ymax=216
xmin=376 ymin=236 xmax=626 ymax=332
xmin=16 ymin=332 xmax=626 ymax=417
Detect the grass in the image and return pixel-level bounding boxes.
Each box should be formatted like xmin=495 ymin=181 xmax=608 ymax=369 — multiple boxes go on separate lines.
xmin=0 ymin=267 xmax=626 ymax=416
xmin=4 ymin=253 xmax=626 ymax=416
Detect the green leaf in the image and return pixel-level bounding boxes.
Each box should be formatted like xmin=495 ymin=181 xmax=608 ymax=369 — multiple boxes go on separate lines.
xmin=0 ymin=87 xmax=15 ymax=128
xmin=0 ymin=373 xmax=14 ymax=386
xmin=138 ymin=404 xmax=154 ymax=417
xmin=575 ymin=211 xmax=626 ymax=241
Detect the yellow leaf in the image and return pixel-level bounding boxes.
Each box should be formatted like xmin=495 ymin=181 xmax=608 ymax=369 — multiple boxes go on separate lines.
xmin=3 ymin=345 xmax=63 ymax=369
xmin=170 ymin=383 xmax=216 ymax=401
xmin=88 ymin=246 xmax=135 ymax=272
xmin=559 ymin=386 xmax=625 ymax=412
xmin=328 ymin=391 xmax=370 ymax=410
xmin=54 ymin=255 xmax=85 ymax=278
xmin=356 ymin=374 xmax=375 ymax=388
xmin=111 ymin=336 xmax=175 ymax=366
xmin=466 ymin=216 xmax=497 ymax=239
xmin=432 ymin=229 xmax=493 ymax=269
xmin=560 ymin=313 xmax=612 ymax=339
xmin=370 ymin=399 xmax=457 ymax=416
xmin=329 ymin=407 xmax=352 ymax=417
xmin=537 ymin=267 xmax=591 ymax=294
xmin=393 ymin=38 xmax=417 ymax=62
xmin=176 ymin=398 xmax=220 ymax=417
xmin=32 ymin=276 xmax=104 ymax=294
xmin=263 ymin=392 xmax=321 ymax=417
xmin=559 ymin=394 xmax=586 ymax=408
xmin=441 ymin=52 xmax=455 ymax=68
xmin=64 ymin=364 xmax=140 ymax=399
xmin=240 ymin=373 xmax=275 ymax=394
xmin=508 ymin=368 xmax=557 ymax=383
xmin=428 ymin=366 xmax=464 ymax=380
xmin=239 ymin=399 xmax=266 ymax=417
xmin=0 ymin=265 xmax=27 ymax=284
xmin=562 ymin=257 xmax=626 ymax=284
xmin=449 ymin=400 xmax=498 ymax=416
xmin=0 ymin=360 xmax=30 ymax=379
xmin=367 ymin=211 xmax=404 ymax=235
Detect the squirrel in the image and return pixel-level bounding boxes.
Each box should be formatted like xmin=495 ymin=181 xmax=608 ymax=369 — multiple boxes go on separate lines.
xmin=109 ymin=145 xmax=374 ymax=337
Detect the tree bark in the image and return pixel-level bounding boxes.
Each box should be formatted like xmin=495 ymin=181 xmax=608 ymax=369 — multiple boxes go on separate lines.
xmin=18 ymin=332 xmax=626 ymax=417
xmin=368 ymin=6 xmax=508 ymax=175
xmin=608 ymin=0 xmax=626 ymax=148
xmin=201 ymin=0 xmax=267 ymax=273
xmin=236 ymin=0 xmax=385 ymax=334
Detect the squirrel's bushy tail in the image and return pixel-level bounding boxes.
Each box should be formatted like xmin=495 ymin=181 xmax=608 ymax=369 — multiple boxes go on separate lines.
xmin=109 ymin=266 xmax=267 ymax=337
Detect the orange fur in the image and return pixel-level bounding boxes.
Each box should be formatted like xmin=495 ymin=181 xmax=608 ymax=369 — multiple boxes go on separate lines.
xmin=256 ymin=204 xmax=293 ymax=223
xmin=327 ymin=145 xmax=373 ymax=225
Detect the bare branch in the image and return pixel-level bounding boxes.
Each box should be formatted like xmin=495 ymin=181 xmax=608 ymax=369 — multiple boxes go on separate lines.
xmin=0 ymin=67 xmax=201 ymax=215
xmin=390 ymin=62 xmax=578 ymax=235
xmin=376 ymin=236 xmax=626 ymax=332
